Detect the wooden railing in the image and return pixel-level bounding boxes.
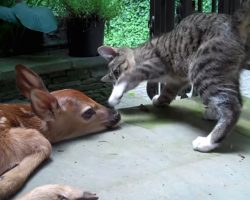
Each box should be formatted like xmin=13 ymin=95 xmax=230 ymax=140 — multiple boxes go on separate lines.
xmin=149 ymin=0 xmax=241 ymax=37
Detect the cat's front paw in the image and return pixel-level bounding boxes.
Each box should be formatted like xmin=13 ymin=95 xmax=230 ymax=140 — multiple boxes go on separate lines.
xmin=108 ymin=96 xmax=121 ymax=107
xmin=152 ymin=95 xmax=167 ymax=107
xmin=108 ymin=82 xmax=127 ymax=106
xmin=152 ymin=94 xmax=161 ymax=106
xmin=192 ymin=136 xmax=220 ymax=152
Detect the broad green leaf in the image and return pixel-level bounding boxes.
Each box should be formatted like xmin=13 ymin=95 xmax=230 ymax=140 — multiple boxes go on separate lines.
xmin=0 ymin=6 xmax=18 ymax=23
xmin=13 ymin=3 xmax=57 ymax=33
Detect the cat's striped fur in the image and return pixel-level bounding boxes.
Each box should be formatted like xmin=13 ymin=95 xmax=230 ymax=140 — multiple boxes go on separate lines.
xmin=98 ymin=0 xmax=250 ymax=152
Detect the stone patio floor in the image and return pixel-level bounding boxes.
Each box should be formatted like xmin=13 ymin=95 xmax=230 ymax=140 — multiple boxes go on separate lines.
xmin=12 ymin=68 xmax=250 ymax=200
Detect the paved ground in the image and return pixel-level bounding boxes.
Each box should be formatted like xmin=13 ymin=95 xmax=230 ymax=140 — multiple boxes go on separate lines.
xmin=13 ymin=70 xmax=250 ymax=200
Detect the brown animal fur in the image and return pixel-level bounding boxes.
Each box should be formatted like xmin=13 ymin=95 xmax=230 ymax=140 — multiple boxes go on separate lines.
xmin=16 ymin=184 xmax=98 ymax=200
xmin=0 ymin=65 xmax=120 ymax=199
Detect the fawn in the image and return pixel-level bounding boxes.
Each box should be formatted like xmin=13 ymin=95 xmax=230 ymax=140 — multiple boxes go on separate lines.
xmin=0 ymin=65 xmax=120 ymax=200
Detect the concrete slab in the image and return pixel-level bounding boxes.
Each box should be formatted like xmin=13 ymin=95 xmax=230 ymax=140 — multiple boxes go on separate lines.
xmin=12 ymin=96 xmax=250 ymax=200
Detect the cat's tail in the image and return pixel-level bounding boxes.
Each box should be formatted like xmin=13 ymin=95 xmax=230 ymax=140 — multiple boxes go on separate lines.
xmin=232 ymin=0 xmax=250 ymax=42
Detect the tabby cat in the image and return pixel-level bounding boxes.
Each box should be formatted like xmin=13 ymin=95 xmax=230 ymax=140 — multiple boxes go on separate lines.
xmin=98 ymin=0 xmax=250 ymax=152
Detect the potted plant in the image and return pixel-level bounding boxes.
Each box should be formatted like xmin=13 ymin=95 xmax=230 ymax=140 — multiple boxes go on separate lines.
xmin=60 ymin=0 xmax=122 ymax=57
xmin=0 ymin=0 xmax=57 ymax=56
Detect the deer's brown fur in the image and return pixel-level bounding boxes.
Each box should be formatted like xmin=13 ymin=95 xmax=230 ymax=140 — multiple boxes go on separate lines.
xmin=0 ymin=65 xmax=120 ymax=200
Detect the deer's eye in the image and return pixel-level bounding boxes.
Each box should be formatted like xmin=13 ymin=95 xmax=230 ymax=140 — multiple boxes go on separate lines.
xmin=81 ymin=108 xmax=96 ymax=120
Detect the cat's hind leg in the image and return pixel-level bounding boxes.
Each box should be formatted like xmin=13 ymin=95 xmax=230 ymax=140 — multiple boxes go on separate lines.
xmin=190 ymin=39 xmax=243 ymax=152
xmin=203 ymin=105 xmax=219 ymax=121
xmin=192 ymin=86 xmax=242 ymax=152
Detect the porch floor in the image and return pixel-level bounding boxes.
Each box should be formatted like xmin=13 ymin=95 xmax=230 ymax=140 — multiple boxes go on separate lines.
xmin=12 ymin=87 xmax=250 ymax=200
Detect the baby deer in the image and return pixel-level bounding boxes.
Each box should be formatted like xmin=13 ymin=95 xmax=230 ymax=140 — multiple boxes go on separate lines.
xmin=0 ymin=65 xmax=120 ymax=200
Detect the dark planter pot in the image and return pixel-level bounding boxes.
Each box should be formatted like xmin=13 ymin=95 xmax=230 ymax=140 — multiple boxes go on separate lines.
xmin=0 ymin=23 xmax=43 ymax=57
xmin=67 ymin=17 xmax=105 ymax=57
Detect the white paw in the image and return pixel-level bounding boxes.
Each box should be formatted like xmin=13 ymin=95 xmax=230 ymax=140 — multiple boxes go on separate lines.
xmin=108 ymin=96 xmax=121 ymax=107
xmin=186 ymin=84 xmax=194 ymax=98
xmin=152 ymin=94 xmax=160 ymax=106
xmin=192 ymin=136 xmax=220 ymax=152
xmin=108 ymin=82 xmax=127 ymax=107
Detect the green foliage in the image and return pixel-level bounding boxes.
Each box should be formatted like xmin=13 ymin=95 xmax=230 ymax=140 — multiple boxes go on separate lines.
xmin=24 ymin=0 xmax=65 ymax=16
xmin=193 ymin=0 xmax=214 ymax=12
xmin=104 ymin=0 xmax=149 ymax=48
xmin=0 ymin=0 xmax=58 ymax=7
xmin=59 ymin=0 xmax=122 ymax=21
xmin=104 ymin=0 xmax=217 ymax=48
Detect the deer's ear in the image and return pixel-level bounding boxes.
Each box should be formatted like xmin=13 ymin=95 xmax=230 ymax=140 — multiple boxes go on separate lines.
xmin=98 ymin=46 xmax=117 ymax=61
xmin=15 ymin=64 xmax=48 ymax=99
xmin=30 ymin=89 xmax=60 ymax=121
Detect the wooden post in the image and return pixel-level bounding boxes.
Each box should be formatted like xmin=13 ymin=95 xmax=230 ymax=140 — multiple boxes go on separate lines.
xmin=211 ymin=0 xmax=217 ymax=12
xmin=149 ymin=0 xmax=155 ymax=37
xmin=164 ymin=0 xmax=175 ymax=32
xmin=198 ymin=0 xmax=203 ymax=12
xmin=150 ymin=0 xmax=175 ymax=36
xmin=182 ymin=0 xmax=193 ymax=17
xmin=218 ymin=0 xmax=229 ymax=13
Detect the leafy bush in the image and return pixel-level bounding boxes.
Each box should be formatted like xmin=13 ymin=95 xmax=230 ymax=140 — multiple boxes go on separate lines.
xmin=104 ymin=0 xmax=149 ymax=47
xmin=195 ymin=0 xmax=214 ymax=12
xmin=104 ymin=0 xmax=216 ymax=47
xmin=59 ymin=0 xmax=122 ymax=21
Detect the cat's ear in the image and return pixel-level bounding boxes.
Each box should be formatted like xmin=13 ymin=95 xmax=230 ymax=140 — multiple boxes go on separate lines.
xmin=101 ymin=73 xmax=115 ymax=83
xmin=98 ymin=46 xmax=117 ymax=61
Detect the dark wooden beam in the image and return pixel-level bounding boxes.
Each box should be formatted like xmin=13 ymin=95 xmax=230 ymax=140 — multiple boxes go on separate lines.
xmin=230 ymin=0 xmax=240 ymax=13
xmin=149 ymin=0 xmax=155 ymax=37
xmin=218 ymin=0 xmax=229 ymax=14
xmin=182 ymin=0 xmax=193 ymax=17
xmin=165 ymin=0 xmax=175 ymax=32
xmin=198 ymin=0 xmax=203 ymax=12
xmin=211 ymin=0 xmax=217 ymax=12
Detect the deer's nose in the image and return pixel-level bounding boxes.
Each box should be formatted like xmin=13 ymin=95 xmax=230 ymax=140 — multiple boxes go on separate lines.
xmin=113 ymin=111 xmax=121 ymax=122
xmin=109 ymin=108 xmax=121 ymax=121
xmin=106 ymin=108 xmax=121 ymax=128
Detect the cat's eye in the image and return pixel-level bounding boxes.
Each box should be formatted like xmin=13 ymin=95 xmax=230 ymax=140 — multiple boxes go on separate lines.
xmin=113 ymin=69 xmax=119 ymax=77
xmin=81 ymin=108 xmax=96 ymax=120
